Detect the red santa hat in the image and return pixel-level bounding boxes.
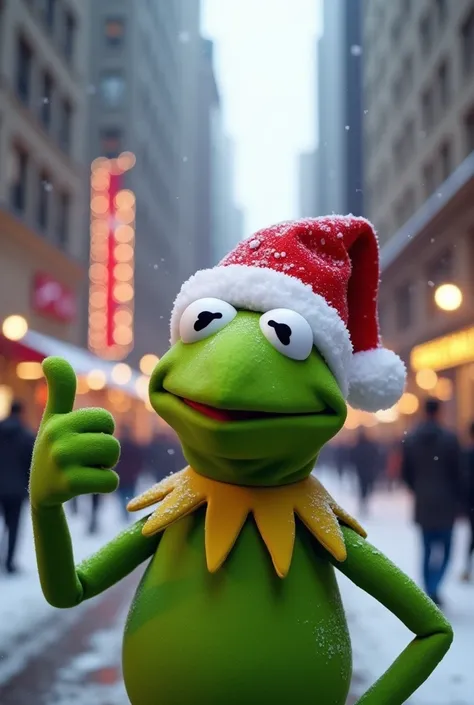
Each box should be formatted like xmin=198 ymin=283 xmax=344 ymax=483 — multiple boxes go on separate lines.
xmin=170 ymin=216 xmax=406 ymax=412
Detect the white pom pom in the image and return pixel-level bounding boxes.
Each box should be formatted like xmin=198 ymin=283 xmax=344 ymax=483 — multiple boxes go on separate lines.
xmin=347 ymin=348 xmax=406 ymax=412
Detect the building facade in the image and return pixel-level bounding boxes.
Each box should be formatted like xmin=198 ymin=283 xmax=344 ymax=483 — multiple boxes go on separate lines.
xmin=87 ymin=0 xmax=209 ymax=366
xmin=0 ymin=0 xmax=90 ymax=345
xmin=362 ymin=0 xmax=474 ymax=436
xmin=316 ymin=0 xmax=363 ymax=216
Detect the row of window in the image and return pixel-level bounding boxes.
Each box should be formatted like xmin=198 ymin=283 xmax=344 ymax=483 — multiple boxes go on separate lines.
xmin=9 ymin=144 xmax=71 ymax=248
xmin=25 ymin=0 xmax=76 ymax=65
xmin=16 ymin=33 xmax=73 ymax=153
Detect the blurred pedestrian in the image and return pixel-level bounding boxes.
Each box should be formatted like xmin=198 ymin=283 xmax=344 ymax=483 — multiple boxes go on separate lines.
xmin=88 ymin=494 xmax=101 ymax=535
xmin=147 ymin=431 xmax=186 ymax=481
xmin=0 ymin=400 xmax=35 ymax=574
xmin=401 ymin=398 xmax=463 ymax=606
xmin=461 ymin=421 xmax=474 ymax=582
xmin=351 ymin=428 xmax=379 ymax=516
xmin=115 ymin=425 xmax=144 ymax=521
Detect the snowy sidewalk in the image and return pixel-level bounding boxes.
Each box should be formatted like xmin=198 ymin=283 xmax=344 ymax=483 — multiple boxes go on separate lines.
xmin=319 ymin=470 xmax=473 ymax=705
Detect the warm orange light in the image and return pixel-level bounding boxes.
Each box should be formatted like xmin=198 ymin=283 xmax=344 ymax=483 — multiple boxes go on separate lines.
xmin=434 ymin=283 xmax=462 ymax=312
xmin=89 ymin=263 xmax=108 ymax=283
xmin=416 ymin=369 xmax=438 ymax=391
xmin=114 ymin=263 xmax=133 ymax=281
xmin=434 ymin=377 xmax=453 ymax=401
xmin=115 ymin=190 xmax=136 ymax=210
xmin=140 ymin=354 xmax=160 ymax=375
xmin=115 ymin=208 xmax=135 ymax=225
xmin=87 ymin=369 xmax=107 ymax=390
xmin=16 ymin=362 xmax=43 ymax=380
xmin=91 ymin=157 xmax=109 ymax=172
xmin=375 ymin=407 xmax=399 ymax=424
xmin=2 ymin=315 xmax=28 ymax=341
xmin=113 ymin=326 xmax=133 ymax=345
xmin=91 ymin=219 xmax=109 ymax=236
xmin=113 ymin=283 xmax=134 ymax=303
xmin=344 ymin=407 xmax=360 ymax=430
xmin=89 ymin=311 xmax=107 ymax=328
xmin=135 ymin=375 xmax=149 ymax=400
xmin=90 ymin=290 xmax=108 ymax=308
xmin=111 ymin=363 xmax=132 ymax=385
xmin=91 ymin=195 xmax=109 ymax=215
xmin=398 ymin=393 xmax=419 ymax=415
xmin=117 ymin=151 xmax=136 ymax=171
xmin=91 ymin=173 xmax=110 ymax=191
xmin=114 ymin=244 xmax=134 ymax=262
xmin=114 ymin=225 xmax=134 ymax=243
xmin=76 ymin=377 xmax=89 ymax=395
xmin=114 ymin=309 xmax=133 ymax=326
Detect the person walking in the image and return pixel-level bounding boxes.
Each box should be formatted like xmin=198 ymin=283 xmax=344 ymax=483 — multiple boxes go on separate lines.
xmin=461 ymin=421 xmax=474 ymax=582
xmin=350 ymin=428 xmax=380 ymax=516
xmin=401 ymin=398 xmax=463 ymax=606
xmin=0 ymin=400 xmax=35 ymax=574
xmin=115 ymin=425 xmax=144 ymax=521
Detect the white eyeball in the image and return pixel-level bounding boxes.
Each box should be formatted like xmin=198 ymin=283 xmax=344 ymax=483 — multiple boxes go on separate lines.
xmin=179 ymin=298 xmax=237 ymax=343
xmin=259 ymin=309 xmax=314 ymax=361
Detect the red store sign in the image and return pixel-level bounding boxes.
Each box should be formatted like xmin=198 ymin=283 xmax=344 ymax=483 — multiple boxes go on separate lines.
xmin=32 ymin=273 xmax=77 ymax=323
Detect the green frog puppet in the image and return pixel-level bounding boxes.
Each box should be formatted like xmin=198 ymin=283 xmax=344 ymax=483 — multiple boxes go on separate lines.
xmin=30 ymin=216 xmax=453 ymax=705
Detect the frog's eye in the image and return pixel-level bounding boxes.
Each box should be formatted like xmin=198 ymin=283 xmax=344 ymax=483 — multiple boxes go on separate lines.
xmin=179 ymin=298 xmax=237 ymax=343
xmin=259 ymin=309 xmax=313 ymax=361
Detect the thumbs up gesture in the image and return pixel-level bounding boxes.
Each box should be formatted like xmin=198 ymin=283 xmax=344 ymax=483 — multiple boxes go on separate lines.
xmin=29 ymin=357 xmax=120 ymax=510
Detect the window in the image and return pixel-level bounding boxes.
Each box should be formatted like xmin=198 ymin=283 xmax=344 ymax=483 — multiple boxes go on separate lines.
xmin=461 ymin=9 xmax=474 ymax=76
xmin=39 ymin=71 xmax=53 ymax=130
xmin=437 ymin=60 xmax=450 ymax=112
xmin=63 ymin=11 xmax=76 ymax=62
xmin=9 ymin=146 xmax=28 ymax=213
xmin=419 ymin=11 xmax=433 ymax=55
xmin=100 ymin=128 xmax=122 ymax=158
xmin=57 ymin=192 xmax=70 ymax=247
xmin=421 ymin=87 xmax=435 ymax=132
xmin=395 ymin=284 xmax=413 ymax=330
xmin=59 ymin=99 xmax=72 ymax=152
xmin=37 ymin=171 xmax=52 ymax=231
xmin=423 ymin=161 xmax=436 ymax=197
xmin=439 ymin=141 xmax=452 ymax=181
xmin=100 ymin=71 xmax=126 ymax=107
xmin=465 ymin=108 xmax=474 ymax=154
xmin=44 ymin=0 xmax=56 ymax=30
xmin=16 ymin=35 xmax=32 ymax=104
xmin=104 ymin=17 xmax=125 ymax=47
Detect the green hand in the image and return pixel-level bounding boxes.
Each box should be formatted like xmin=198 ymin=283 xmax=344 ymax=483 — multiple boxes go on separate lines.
xmin=30 ymin=357 xmax=120 ymax=509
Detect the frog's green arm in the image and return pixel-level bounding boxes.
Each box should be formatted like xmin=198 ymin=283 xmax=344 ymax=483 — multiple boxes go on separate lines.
xmin=332 ymin=525 xmax=453 ymax=705
xmin=32 ymin=505 xmax=161 ymax=608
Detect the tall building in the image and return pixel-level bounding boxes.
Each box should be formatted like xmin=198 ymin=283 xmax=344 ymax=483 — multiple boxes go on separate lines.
xmin=316 ymin=0 xmax=363 ymax=216
xmin=87 ymin=0 xmax=208 ymax=365
xmin=298 ymin=149 xmax=318 ymax=217
xmin=210 ymin=113 xmax=243 ymax=262
xmin=363 ymin=0 xmax=474 ymax=435
xmin=0 ymin=0 xmax=92 ymax=424
xmin=0 ymin=0 xmax=90 ymax=345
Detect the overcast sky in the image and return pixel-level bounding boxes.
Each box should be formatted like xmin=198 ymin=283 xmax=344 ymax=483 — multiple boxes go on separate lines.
xmin=202 ymin=0 xmax=322 ymax=235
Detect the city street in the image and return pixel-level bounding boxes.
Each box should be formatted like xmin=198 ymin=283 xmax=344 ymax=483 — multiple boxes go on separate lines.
xmin=0 ymin=473 xmax=472 ymax=704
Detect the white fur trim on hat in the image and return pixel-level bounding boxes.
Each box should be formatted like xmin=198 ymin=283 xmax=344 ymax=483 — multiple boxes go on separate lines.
xmin=170 ymin=264 xmax=353 ymax=396
xmin=348 ymin=348 xmax=407 ymax=412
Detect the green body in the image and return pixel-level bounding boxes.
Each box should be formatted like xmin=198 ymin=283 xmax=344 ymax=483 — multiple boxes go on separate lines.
xmin=30 ymin=309 xmax=453 ymax=705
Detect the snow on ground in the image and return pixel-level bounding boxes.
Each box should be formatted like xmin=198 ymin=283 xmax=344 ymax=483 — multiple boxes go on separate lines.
xmin=0 ymin=475 xmax=151 ymax=685
xmin=318 ymin=469 xmax=474 ymax=705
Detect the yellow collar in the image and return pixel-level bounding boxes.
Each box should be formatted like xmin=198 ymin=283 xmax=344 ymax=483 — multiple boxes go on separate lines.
xmin=128 ymin=467 xmax=366 ymax=578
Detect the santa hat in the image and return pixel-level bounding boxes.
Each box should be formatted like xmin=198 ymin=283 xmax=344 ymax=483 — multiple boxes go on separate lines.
xmin=170 ymin=216 xmax=406 ymax=412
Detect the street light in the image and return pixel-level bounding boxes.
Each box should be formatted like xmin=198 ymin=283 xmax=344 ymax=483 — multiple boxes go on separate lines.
xmin=434 ymin=283 xmax=462 ymax=311
xmin=2 ymin=315 xmax=28 ymax=341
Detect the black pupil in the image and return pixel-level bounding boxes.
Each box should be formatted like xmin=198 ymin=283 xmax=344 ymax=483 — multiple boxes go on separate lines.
xmin=194 ymin=310 xmax=223 ymax=331
xmin=268 ymin=320 xmax=292 ymax=345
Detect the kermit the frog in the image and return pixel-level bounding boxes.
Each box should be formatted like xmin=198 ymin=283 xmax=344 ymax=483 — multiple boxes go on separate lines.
xmin=30 ymin=216 xmax=453 ymax=705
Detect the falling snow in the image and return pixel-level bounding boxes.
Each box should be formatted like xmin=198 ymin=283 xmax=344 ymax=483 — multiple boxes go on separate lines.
xmin=350 ymin=45 xmax=362 ymax=56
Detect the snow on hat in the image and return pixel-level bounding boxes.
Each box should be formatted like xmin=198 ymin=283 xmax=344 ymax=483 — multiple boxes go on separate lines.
xmin=170 ymin=216 xmax=406 ymax=412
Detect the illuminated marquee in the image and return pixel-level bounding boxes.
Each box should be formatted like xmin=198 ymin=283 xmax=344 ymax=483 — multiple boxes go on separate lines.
xmin=410 ymin=326 xmax=474 ymax=372
xmin=88 ymin=152 xmax=136 ymax=360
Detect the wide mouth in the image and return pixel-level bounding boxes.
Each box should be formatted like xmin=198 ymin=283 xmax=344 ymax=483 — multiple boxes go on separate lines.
xmin=180 ymin=397 xmax=335 ymax=422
